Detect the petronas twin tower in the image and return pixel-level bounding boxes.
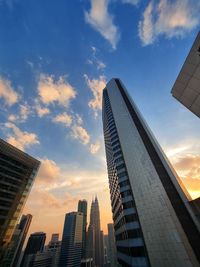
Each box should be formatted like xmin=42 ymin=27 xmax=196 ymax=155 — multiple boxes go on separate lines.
xmin=87 ymin=197 xmax=104 ymax=267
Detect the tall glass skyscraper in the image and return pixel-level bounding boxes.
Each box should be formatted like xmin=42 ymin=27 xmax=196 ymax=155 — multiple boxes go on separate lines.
xmin=59 ymin=212 xmax=83 ymax=267
xmin=78 ymin=200 xmax=87 ymax=258
xmin=0 ymin=139 xmax=40 ymax=261
xmin=2 ymin=214 xmax=32 ymax=267
xmin=102 ymin=79 xmax=200 ymax=267
xmin=21 ymin=232 xmax=46 ymax=267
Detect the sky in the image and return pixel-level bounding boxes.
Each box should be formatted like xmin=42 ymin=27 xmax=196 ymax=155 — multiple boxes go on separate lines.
xmin=0 ymin=0 xmax=200 ymax=243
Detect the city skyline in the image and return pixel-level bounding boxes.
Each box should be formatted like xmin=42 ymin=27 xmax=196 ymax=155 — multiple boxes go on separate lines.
xmin=0 ymin=0 xmax=200 ymax=246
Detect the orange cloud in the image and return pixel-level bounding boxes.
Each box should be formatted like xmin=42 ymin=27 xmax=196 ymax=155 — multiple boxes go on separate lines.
xmin=5 ymin=122 xmax=40 ymax=151
xmin=84 ymin=74 xmax=106 ymax=116
xmin=172 ymin=154 xmax=200 ymax=199
xmin=52 ymin=112 xmax=72 ymax=127
xmin=38 ymin=74 xmax=76 ymax=107
xmin=0 ymin=77 xmax=19 ymax=106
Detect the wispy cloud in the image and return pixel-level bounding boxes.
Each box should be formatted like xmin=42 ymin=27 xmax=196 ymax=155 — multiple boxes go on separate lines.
xmin=84 ymin=74 xmax=106 ymax=117
xmin=121 ymin=0 xmax=140 ymax=5
xmin=53 ymin=112 xmax=72 ymax=127
xmin=38 ymin=74 xmax=76 ymax=107
xmin=85 ymin=0 xmax=119 ymax=49
xmin=87 ymin=46 xmax=106 ymax=70
xmin=165 ymin=139 xmax=200 ymax=199
xmin=7 ymin=102 xmax=31 ymax=123
xmin=0 ymin=77 xmax=19 ymax=106
xmin=138 ymin=0 xmax=200 ymax=45
xmin=90 ymin=141 xmax=101 ymax=154
xmin=35 ymin=103 xmax=50 ymax=117
xmin=71 ymin=124 xmax=90 ymax=145
xmin=5 ymin=122 xmax=40 ymax=151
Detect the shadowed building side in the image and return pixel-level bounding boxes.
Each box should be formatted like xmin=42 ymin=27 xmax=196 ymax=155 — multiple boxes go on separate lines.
xmin=0 ymin=139 xmax=40 ymax=264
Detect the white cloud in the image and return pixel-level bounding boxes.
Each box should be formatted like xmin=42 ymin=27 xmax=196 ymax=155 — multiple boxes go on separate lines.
xmin=5 ymin=122 xmax=40 ymax=151
xmin=87 ymin=46 xmax=106 ymax=70
xmin=85 ymin=0 xmax=119 ymax=49
xmin=84 ymin=74 xmax=106 ymax=117
xmin=0 ymin=77 xmax=19 ymax=106
xmin=53 ymin=112 xmax=72 ymax=127
xmin=38 ymin=74 xmax=76 ymax=107
xmin=139 ymin=0 xmax=200 ymax=45
xmin=90 ymin=142 xmax=101 ymax=154
xmin=71 ymin=125 xmax=90 ymax=145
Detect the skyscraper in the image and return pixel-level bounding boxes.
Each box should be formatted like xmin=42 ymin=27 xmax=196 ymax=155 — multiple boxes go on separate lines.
xmin=102 ymin=78 xmax=200 ymax=266
xmin=87 ymin=197 xmax=104 ymax=267
xmin=107 ymin=224 xmax=117 ymax=267
xmin=171 ymin=32 xmax=200 ymax=118
xmin=6 ymin=214 xmax=32 ymax=267
xmin=78 ymin=199 xmax=87 ymax=258
xmin=0 ymin=138 xmax=40 ymax=259
xmin=21 ymin=232 xmax=46 ymax=267
xmin=59 ymin=212 xmax=83 ymax=267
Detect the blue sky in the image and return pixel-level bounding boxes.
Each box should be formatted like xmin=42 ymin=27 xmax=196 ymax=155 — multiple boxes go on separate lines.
xmin=0 ymin=0 xmax=200 ymax=241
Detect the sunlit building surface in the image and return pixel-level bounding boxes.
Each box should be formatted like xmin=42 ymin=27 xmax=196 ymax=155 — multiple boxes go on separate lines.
xmin=1 ymin=214 xmax=32 ymax=267
xmin=102 ymin=79 xmax=200 ymax=267
xmin=171 ymin=32 xmax=200 ymax=118
xmin=0 ymin=139 xmax=40 ymax=261
xmin=59 ymin=211 xmax=83 ymax=267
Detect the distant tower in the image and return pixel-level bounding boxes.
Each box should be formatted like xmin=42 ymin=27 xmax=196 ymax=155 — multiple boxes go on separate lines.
xmin=59 ymin=212 xmax=83 ymax=267
xmin=78 ymin=200 xmax=87 ymax=258
xmin=102 ymin=78 xmax=200 ymax=266
xmin=87 ymin=197 xmax=103 ymax=267
xmin=107 ymin=224 xmax=117 ymax=267
xmin=0 ymin=139 xmax=40 ymax=261
xmin=21 ymin=232 xmax=46 ymax=267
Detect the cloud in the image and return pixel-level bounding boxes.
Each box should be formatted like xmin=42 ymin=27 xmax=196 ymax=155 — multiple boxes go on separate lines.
xmin=138 ymin=0 xmax=200 ymax=45
xmin=87 ymin=46 xmax=106 ymax=70
xmin=36 ymin=158 xmax=61 ymax=185
xmin=173 ymin=154 xmax=200 ymax=180
xmin=19 ymin=103 xmax=30 ymax=121
xmin=84 ymin=74 xmax=106 ymax=117
xmin=8 ymin=114 xmax=17 ymax=122
xmin=85 ymin=0 xmax=119 ymax=49
xmin=7 ymin=103 xmax=30 ymax=123
xmin=5 ymin=122 xmax=40 ymax=151
xmin=35 ymin=104 xmax=50 ymax=117
xmin=121 ymin=0 xmax=140 ymax=5
xmin=71 ymin=125 xmax=90 ymax=145
xmin=0 ymin=77 xmax=19 ymax=106
xmin=90 ymin=142 xmax=101 ymax=154
xmin=38 ymin=74 xmax=76 ymax=107
xmin=53 ymin=112 xmax=72 ymax=127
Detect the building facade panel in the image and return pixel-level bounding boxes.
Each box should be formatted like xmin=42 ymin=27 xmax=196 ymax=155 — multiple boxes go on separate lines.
xmin=103 ymin=79 xmax=200 ymax=267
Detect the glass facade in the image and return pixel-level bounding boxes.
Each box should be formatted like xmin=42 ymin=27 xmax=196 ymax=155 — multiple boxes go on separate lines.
xmin=59 ymin=212 xmax=83 ymax=267
xmin=103 ymin=90 xmax=150 ymax=267
xmin=0 ymin=139 xmax=40 ymax=262
xmin=102 ymin=79 xmax=200 ymax=267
